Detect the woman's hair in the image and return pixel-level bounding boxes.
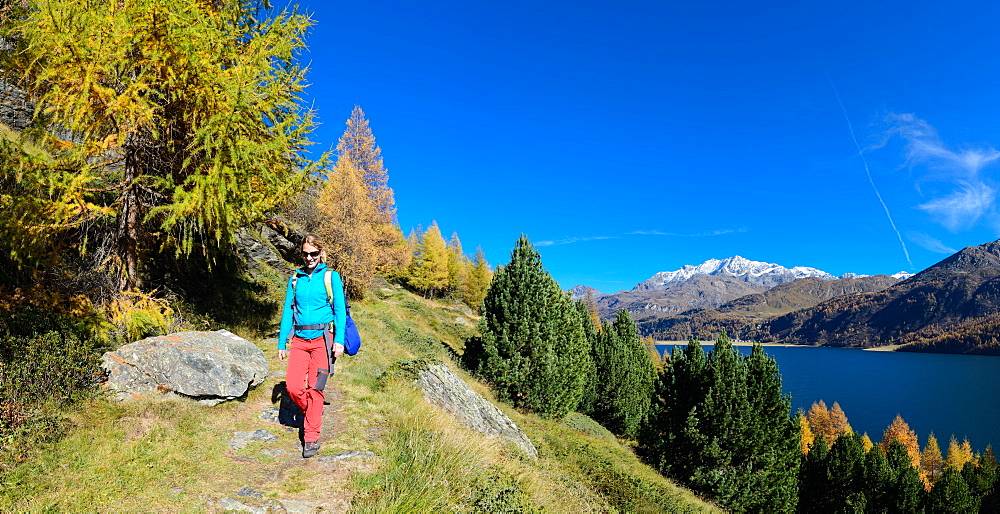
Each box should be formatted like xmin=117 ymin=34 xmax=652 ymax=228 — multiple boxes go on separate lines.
xmin=301 ymin=233 xmax=326 ymax=263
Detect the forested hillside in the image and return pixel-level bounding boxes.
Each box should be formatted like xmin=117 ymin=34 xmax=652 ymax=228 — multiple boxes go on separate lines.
xmin=759 ymin=240 xmax=1000 ymax=353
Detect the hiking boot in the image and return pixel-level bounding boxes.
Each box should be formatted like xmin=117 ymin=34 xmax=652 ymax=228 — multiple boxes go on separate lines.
xmin=302 ymin=441 xmax=320 ymax=458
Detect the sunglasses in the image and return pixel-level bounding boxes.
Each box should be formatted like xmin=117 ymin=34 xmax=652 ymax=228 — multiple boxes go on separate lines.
xmin=301 ymin=250 xmax=321 ymax=258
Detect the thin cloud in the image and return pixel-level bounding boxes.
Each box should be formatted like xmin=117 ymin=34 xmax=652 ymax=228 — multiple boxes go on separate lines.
xmin=885 ymin=113 xmax=1000 ymax=232
xmin=628 ymin=228 xmax=746 ymax=237
xmin=888 ymin=113 xmax=1000 ymax=175
xmin=916 ymin=182 xmax=995 ymax=232
xmin=535 ymin=236 xmax=618 ymax=247
xmin=906 ymin=231 xmax=957 ymax=254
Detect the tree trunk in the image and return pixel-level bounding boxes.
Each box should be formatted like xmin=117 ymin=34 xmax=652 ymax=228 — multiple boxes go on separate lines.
xmin=117 ymin=150 xmax=141 ymax=291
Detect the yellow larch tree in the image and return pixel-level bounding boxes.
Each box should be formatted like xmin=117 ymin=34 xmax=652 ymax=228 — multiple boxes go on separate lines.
xmin=860 ymin=433 xmax=874 ymax=452
xmin=333 ymin=105 xmax=408 ymax=277
xmin=0 ymin=0 xmax=321 ymax=293
xmin=921 ymin=433 xmax=944 ymax=484
xmin=446 ymin=232 xmax=469 ymax=299
xmin=584 ymin=288 xmax=602 ymax=332
xmin=944 ymin=436 xmax=975 ymax=470
xmin=881 ymin=415 xmax=921 ymax=470
xmin=807 ymin=399 xmax=852 ymax=444
xmin=463 ymin=246 xmax=493 ymax=312
xmin=800 ymin=410 xmax=815 ymax=455
xmin=806 ymin=400 xmax=831 ymax=442
xmin=408 ymin=221 xmax=449 ymax=298
xmin=318 ymin=156 xmax=375 ymax=299
xmin=644 ymin=335 xmax=665 ymax=373
xmin=828 ymin=401 xmax=853 ymax=438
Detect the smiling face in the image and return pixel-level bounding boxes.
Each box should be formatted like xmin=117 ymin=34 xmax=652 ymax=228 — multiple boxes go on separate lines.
xmin=301 ymin=242 xmax=323 ymax=272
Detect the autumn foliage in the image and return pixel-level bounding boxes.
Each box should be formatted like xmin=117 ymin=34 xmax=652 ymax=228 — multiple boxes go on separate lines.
xmin=0 ymin=0 xmax=320 ymax=294
xmin=798 ymin=404 xmax=1000 ymax=510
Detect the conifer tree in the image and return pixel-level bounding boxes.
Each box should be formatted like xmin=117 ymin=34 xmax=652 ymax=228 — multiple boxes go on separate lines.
xmin=945 ymin=436 xmax=975 ymax=471
xmin=861 ymin=433 xmax=874 ymax=453
xmin=331 ymin=105 xmax=407 ymax=277
xmin=964 ymin=448 xmax=998 ymax=508
xmin=590 ymin=310 xmax=656 ymax=438
xmin=884 ymin=439 xmax=927 ymax=510
xmin=862 ymin=439 xmax=894 ymax=512
xmin=319 ymin=154 xmax=375 ymax=299
xmin=881 ymin=414 xmax=921 ymax=471
xmin=574 ymin=300 xmax=600 ymax=415
xmin=828 ymin=401 xmax=853 ymax=438
xmin=408 ymin=221 xmax=449 ymax=298
xmin=463 ymin=246 xmax=492 ymax=312
xmin=922 ymin=433 xmax=945 ymax=484
xmin=740 ymin=342 xmax=801 ymax=509
xmin=639 ymin=337 xmax=711 ymax=478
xmin=643 ymin=335 xmax=665 ymax=372
xmin=407 ymin=226 xmax=423 ymax=253
xmin=807 ymin=400 xmax=832 ymax=443
xmin=799 ymin=410 xmax=815 ymax=455
xmin=470 ymin=235 xmax=590 ymax=419
xmin=806 ymin=399 xmax=851 ymax=445
xmin=405 ymin=225 xmax=422 ymax=275
xmin=638 ymin=334 xmax=799 ymax=512
xmin=824 ymin=432 xmax=869 ymax=512
xmin=982 ymin=464 xmax=1000 ymax=513
xmin=926 ymin=467 xmax=976 ymax=512
xmin=797 ymin=434 xmax=832 ymax=512
xmin=0 ymin=0 xmax=321 ymax=292
xmin=583 ymin=288 xmax=602 ymax=331
xmin=445 ymin=232 xmax=468 ymax=299
xmin=337 ymin=106 xmax=395 ymax=225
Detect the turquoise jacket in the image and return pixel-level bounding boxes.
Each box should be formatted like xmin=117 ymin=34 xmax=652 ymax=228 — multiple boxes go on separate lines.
xmin=277 ymin=263 xmax=347 ymax=350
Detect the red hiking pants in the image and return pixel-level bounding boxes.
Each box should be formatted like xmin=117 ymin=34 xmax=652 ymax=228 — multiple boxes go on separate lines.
xmin=286 ymin=335 xmax=327 ymax=443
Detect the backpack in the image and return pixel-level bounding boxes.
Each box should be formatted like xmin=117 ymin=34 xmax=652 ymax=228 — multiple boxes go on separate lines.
xmin=290 ymin=269 xmax=362 ymax=356
xmin=321 ymin=270 xmax=362 ymax=356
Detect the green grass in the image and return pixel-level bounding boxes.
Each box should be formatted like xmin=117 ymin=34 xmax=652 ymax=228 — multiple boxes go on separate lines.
xmin=0 ymin=283 xmax=719 ymax=512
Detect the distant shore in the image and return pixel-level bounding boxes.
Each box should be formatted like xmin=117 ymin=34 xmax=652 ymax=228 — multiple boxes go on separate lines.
xmin=655 ymin=340 xmax=902 ymax=351
xmin=655 ymin=340 xmax=799 ymax=347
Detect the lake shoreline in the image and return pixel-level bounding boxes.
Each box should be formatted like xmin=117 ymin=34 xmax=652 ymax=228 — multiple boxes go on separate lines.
xmin=655 ymin=341 xmax=904 ymax=352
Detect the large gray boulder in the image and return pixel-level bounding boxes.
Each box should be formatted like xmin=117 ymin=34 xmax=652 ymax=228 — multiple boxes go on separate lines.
xmin=101 ymin=330 xmax=269 ymax=405
xmin=415 ymin=363 xmax=538 ymax=460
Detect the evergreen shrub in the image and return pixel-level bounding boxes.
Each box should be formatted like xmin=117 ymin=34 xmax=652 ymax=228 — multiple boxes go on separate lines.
xmin=0 ymin=307 xmax=102 ymax=468
xmin=465 ymin=467 xmax=532 ymax=513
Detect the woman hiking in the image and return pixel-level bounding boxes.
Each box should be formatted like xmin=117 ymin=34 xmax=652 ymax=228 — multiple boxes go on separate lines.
xmin=277 ymin=234 xmax=346 ymax=458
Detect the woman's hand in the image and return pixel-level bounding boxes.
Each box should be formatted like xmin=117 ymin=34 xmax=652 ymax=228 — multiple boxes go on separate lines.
xmin=333 ymin=343 xmax=344 ymax=358
xmin=278 ymin=349 xmax=288 ymax=361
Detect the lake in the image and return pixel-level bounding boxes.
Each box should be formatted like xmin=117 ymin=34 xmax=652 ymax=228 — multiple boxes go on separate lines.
xmin=656 ymin=344 xmax=1000 ymax=452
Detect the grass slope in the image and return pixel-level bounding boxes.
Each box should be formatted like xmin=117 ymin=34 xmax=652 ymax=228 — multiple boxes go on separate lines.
xmin=0 ymin=284 xmax=718 ymax=512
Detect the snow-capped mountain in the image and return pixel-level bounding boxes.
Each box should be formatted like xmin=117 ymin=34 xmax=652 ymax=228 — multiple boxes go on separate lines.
xmin=633 ymin=256 xmax=836 ymax=290
xmin=891 ymin=271 xmax=914 ymax=280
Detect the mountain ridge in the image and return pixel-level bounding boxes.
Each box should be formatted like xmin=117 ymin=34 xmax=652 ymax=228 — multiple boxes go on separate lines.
xmin=633 ymin=255 xmax=836 ymax=291
xmin=635 ymin=275 xmax=900 ymax=341
xmin=569 ymin=256 xmax=906 ymax=323
xmin=757 ymin=240 xmax=1000 ymax=353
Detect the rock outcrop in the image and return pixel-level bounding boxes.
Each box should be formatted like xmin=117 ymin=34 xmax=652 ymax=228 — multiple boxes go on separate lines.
xmin=235 ymin=216 xmax=304 ymax=274
xmin=415 ymin=363 xmax=538 ymax=459
xmin=101 ymin=330 xmax=269 ymax=405
xmin=0 ymin=80 xmax=33 ymax=131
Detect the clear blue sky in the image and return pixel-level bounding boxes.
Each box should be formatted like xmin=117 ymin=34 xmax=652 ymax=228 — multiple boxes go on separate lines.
xmin=294 ymin=0 xmax=1000 ymax=294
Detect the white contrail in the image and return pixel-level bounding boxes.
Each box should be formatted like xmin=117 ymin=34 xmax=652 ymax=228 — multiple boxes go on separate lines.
xmin=828 ymin=78 xmax=913 ymax=269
